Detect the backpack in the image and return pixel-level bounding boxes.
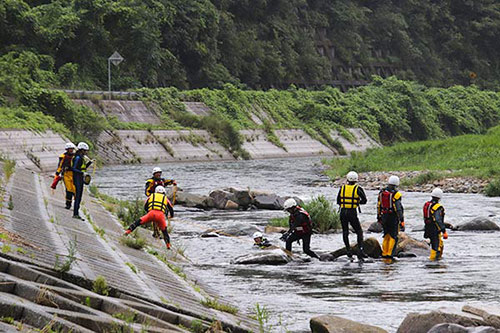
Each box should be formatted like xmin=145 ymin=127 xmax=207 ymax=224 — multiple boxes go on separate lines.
xmin=379 ymin=190 xmax=394 ymax=214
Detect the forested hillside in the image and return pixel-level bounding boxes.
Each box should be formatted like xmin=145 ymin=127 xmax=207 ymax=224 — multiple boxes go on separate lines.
xmin=1 ymin=0 xmax=499 ymax=90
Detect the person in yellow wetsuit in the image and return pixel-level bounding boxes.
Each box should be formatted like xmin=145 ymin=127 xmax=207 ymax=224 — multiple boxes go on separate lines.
xmin=55 ymin=142 xmax=76 ymax=209
xmin=144 ymin=167 xmax=176 ymax=197
xmin=377 ymin=175 xmax=404 ymax=259
xmin=423 ymin=188 xmax=448 ymax=260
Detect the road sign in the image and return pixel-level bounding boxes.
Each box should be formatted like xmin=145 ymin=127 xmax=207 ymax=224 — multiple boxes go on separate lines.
xmin=109 ymin=51 xmax=124 ymax=66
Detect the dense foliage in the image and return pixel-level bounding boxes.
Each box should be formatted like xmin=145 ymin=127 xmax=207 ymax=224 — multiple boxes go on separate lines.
xmin=1 ymin=0 xmax=499 ymax=89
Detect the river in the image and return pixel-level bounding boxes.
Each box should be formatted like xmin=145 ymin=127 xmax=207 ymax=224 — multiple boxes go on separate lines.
xmin=94 ymin=157 xmax=500 ymax=332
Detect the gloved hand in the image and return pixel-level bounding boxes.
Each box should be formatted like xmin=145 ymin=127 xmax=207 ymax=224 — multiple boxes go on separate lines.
xmin=400 ymin=221 xmax=405 ymax=232
xmin=55 ymin=172 xmax=60 ymax=176
xmin=443 ymin=230 xmax=448 ymax=239
xmin=280 ymin=231 xmax=290 ymax=242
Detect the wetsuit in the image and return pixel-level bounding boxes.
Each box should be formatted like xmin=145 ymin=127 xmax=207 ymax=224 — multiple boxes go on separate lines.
xmin=337 ymin=182 xmax=367 ymax=257
xmin=423 ymin=199 xmax=446 ymax=260
xmin=56 ymin=151 xmax=75 ymax=209
xmin=145 ymin=177 xmax=175 ymax=197
xmin=126 ymin=193 xmax=174 ymax=248
xmin=285 ymin=207 xmax=319 ymax=258
xmin=71 ymin=151 xmax=86 ymax=218
xmin=254 ymin=238 xmax=272 ymax=249
xmin=377 ymin=186 xmax=404 ymax=258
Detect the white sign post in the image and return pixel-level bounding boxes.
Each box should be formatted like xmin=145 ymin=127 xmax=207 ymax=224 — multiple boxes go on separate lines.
xmin=108 ymin=51 xmax=124 ymax=99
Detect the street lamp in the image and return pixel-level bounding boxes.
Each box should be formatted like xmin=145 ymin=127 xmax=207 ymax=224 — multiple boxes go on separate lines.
xmin=108 ymin=51 xmax=124 ymax=99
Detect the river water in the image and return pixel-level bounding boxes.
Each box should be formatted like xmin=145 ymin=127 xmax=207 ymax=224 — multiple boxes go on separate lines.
xmin=94 ymin=157 xmax=500 ymax=332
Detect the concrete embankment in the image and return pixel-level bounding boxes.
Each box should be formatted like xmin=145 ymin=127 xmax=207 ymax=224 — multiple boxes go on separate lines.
xmin=0 ymin=162 xmax=257 ymax=332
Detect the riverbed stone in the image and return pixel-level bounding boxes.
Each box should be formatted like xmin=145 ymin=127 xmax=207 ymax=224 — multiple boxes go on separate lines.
xmin=428 ymin=323 xmax=500 ymax=333
xmin=253 ymin=194 xmax=282 ymax=210
xmin=209 ymin=189 xmax=231 ymax=209
xmin=310 ymin=315 xmax=387 ymax=333
xmin=175 ymin=191 xmax=214 ymax=209
xmin=230 ymin=248 xmax=291 ymax=265
xmin=264 ymin=226 xmax=288 ymax=234
xmin=225 ymin=188 xmax=253 ymax=208
xmin=367 ymin=221 xmax=383 ymax=233
xmin=320 ymin=237 xmax=382 ymax=261
xmin=396 ymin=233 xmax=429 ymax=256
xmin=397 ymin=310 xmax=489 ymax=333
xmin=455 ymin=217 xmax=500 ymax=231
xmin=224 ymin=200 xmax=239 ymax=210
xmin=216 ymin=224 xmax=261 ymax=237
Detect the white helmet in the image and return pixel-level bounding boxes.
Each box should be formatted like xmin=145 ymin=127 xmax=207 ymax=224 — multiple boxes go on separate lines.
xmin=152 ymin=167 xmax=162 ymax=174
xmin=283 ymin=198 xmax=297 ymax=210
xmin=155 ymin=186 xmax=166 ymax=194
xmin=253 ymin=232 xmax=263 ymax=239
xmin=65 ymin=142 xmax=76 ymax=150
xmin=431 ymin=187 xmax=443 ymax=199
xmin=388 ymin=175 xmax=400 ymax=186
xmin=77 ymin=142 xmax=89 ymax=150
xmin=347 ymin=171 xmax=358 ymax=182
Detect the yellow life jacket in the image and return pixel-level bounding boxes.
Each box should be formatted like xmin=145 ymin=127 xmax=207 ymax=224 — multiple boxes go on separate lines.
xmin=340 ymin=184 xmax=360 ymax=209
xmin=146 ymin=193 xmax=169 ymax=213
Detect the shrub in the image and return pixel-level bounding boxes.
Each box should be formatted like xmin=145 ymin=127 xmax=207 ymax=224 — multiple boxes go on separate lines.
xmin=304 ymin=195 xmax=340 ymax=232
xmin=92 ymin=276 xmax=109 ymax=296
xmin=484 ymin=179 xmax=500 ymax=197
xmin=120 ymin=233 xmax=147 ymax=250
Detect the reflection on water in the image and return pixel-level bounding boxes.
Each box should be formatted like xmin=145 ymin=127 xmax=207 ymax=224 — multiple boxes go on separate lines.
xmin=94 ymin=157 xmax=500 ymax=332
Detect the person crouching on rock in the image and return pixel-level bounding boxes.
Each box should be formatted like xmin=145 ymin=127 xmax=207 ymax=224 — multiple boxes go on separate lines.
xmin=124 ymin=186 xmax=174 ymax=249
xmin=281 ymin=198 xmax=319 ymax=259
xmin=337 ymin=171 xmax=368 ymax=260
xmin=253 ymin=232 xmax=272 ymax=249
xmin=423 ymin=188 xmax=448 ymax=261
xmin=377 ymin=175 xmax=405 ymax=259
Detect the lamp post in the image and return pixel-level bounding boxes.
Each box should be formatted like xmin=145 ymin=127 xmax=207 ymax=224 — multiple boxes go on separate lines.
xmin=108 ymin=51 xmax=124 ymax=99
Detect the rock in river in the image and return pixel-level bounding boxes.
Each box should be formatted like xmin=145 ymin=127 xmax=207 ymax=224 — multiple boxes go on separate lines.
xmin=455 ymin=217 xmax=500 ymax=231
xmin=320 ymin=237 xmax=382 ymax=261
xmin=231 ymin=248 xmax=292 ymax=265
xmin=310 ymin=315 xmax=387 ymax=333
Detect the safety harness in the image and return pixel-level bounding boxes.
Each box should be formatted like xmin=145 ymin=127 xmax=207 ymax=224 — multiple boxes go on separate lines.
xmin=423 ymin=201 xmax=442 ymax=224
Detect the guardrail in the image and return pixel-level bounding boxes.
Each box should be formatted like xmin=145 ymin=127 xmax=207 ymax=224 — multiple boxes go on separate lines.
xmin=52 ymin=89 xmax=142 ymax=99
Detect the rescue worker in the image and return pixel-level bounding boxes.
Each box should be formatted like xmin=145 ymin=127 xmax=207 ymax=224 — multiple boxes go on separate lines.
xmin=253 ymin=232 xmax=272 ymax=248
xmin=377 ymin=175 xmax=404 ymax=259
xmin=281 ymin=198 xmax=319 ymax=259
xmin=124 ymin=186 xmax=174 ymax=249
xmin=423 ymin=188 xmax=448 ymax=260
xmin=145 ymin=167 xmax=176 ymax=197
xmin=71 ymin=142 xmax=89 ymax=220
xmin=55 ymin=142 xmax=76 ymax=209
xmin=337 ymin=171 xmax=368 ymax=259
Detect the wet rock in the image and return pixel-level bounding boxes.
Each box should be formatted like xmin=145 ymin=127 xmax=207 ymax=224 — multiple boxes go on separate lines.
xmin=209 ymin=189 xmax=231 ymax=209
xmin=175 ymin=191 xmax=214 ymax=209
xmin=455 ymin=217 xmax=500 ymax=231
xmin=224 ymin=200 xmax=239 ymax=210
xmin=310 ymin=315 xmax=388 ymax=333
xmin=397 ymin=252 xmax=417 ymax=258
xmin=200 ymin=232 xmax=219 ymax=238
xmin=216 ymin=224 xmax=261 ymax=237
xmin=396 ymin=233 xmax=429 ymax=256
xmin=428 ymin=323 xmax=500 ymax=333
xmin=320 ymin=237 xmax=382 ymax=261
xmin=264 ymin=226 xmax=288 ymax=234
xmin=368 ymin=221 xmax=383 ymax=233
xmin=225 ymin=188 xmax=253 ymax=208
xmin=462 ymin=304 xmax=500 ymax=328
xmin=397 ymin=310 xmax=489 ymax=333
xmin=253 ymin=194 xmax=283 ymax=210
xmin=230 ymin=248 xmax=292 ymax=265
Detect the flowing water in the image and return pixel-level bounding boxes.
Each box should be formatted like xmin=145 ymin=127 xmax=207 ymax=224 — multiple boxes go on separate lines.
xmin=94 ymin=158 xmax=500 ymax=332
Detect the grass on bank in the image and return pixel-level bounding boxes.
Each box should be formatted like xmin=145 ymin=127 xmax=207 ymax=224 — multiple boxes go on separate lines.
xmin=269 ymin=195 xmax=340 ymax=232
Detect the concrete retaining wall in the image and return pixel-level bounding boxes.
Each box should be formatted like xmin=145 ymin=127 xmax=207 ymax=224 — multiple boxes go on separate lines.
xmin=331 ymin=128 xmax=381 ymax=153
xmin=73 ymin=99 xmax=162 ymax=124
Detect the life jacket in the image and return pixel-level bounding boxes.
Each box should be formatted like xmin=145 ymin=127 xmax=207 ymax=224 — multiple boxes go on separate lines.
xmin=57 ymin=152 xmax=74 ymax=173
xmin=378 ymin=189 xmax=397 ymax=214
xmin=146 ymin=193 xmax=170 ymax=213
xmin=423 ymin=201 xmax=442 ymax=224
xmin=340 ymin=184 xmax=360 ymax=209
xmin=145 ymin=178 xmax=165 ymax=196
xmin=291 ymin=207 xmax=312 ymax=235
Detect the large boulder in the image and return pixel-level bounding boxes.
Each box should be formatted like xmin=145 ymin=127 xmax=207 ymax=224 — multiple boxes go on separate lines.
xmin=368 ymin=221 xmax=383 ymax=233
xmin=396 ymin=233 xmax=429 ymax=257
xmin=310 ymin=315 xmax=387 ymax=333
xmin=428 ymin=323 xmax=500 ymax=333
xmin=397 ymin=310 xmax=489 ymax=333
xmin=225 ymin=188 xmax=253 ymax=208
xmin=215 ymin=224 xmax=261 ymax=237
xmin=320 ymin=237 xmax=382 ymax=261
xmin=175 ymin=191 xmax=214 ymax=209
xmin=224 ymin=200 xmax=239 ymax=210
xmin=209 ymin=189 xmax=232 ymax=209
xmin=230 ymin=248 xmax=291 ymax=265
xmin=253 ymin=194 xmax=283 ymax=210
xmin=455 ymin=217 xmax=500 ymax=231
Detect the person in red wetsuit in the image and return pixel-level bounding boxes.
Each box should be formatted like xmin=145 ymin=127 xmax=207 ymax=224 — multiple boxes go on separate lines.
xmin=281 ymin=198 xmax=319 ymax=259
xmin=124 ymin=186 xmax=174 ymax=249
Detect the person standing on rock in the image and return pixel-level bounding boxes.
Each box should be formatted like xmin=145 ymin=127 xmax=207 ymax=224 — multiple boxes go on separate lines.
xmin=125 ymin=186 xmax=174 ymax=249
xmin=53 ymin=142 xmax=76 ymax=209
xmin=337 ymin=171 xmax=368 ymax=260
xmin=423 ymin=188 xmax=448 ymax=260
xmin=281 ymin=198 xmax=319 ymax=259
xmin=71 ymin=142 xmax=90 ymax=220
xmin=145 ymin=167 xmax=176 ymax=197
xmin=377 ymin=175 xmax=404 ymax=259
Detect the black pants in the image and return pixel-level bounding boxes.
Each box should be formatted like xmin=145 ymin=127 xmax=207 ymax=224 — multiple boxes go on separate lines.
xmin=381 ymin=213 xmax=399 ymax=239
xmin=424 ymin=224 xmax=440 ymax=251
xmin=340 ymin=208 xmax=364 ymax=252
xmin=286 ymin=233 xmax=319 ymax=258
xmin=65 ymin=191 xmax=73 ymax=208
xmin=73 ymin=174 xmax=84 ymax=217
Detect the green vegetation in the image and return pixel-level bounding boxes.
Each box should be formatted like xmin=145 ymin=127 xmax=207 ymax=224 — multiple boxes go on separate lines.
xmin=253 ymin=303 xmax=271 ymax=333
xmin=54 ymin=236 xmax=77 ymax=273
xmin=200 ymin=297 xmax=238 ymax=314
xmin=120 ymin=232 xmax=147 ymax=250
xmin=484 ymin=179 xmax=500 ymax=197
xmin=92 ymin=276 xmax=109 ymax=296
xmin=326 ymin=125 xmax=500 ymax=180
xmin=1 ymin=244 xmax=11 ymax=254
xmin=125 ymin=262 xmax=137 ymax=274
xmin=0 ymin=317 xmax=15 ymax=325
xmin=268 ymin=195 xmax=341 ymax=232
xmin=401 ymin=171 xmax=446 ymax=187
xmin=1 ymin=158 xmax=15 ymax=182
xmin=7 ymin=195 xmax=13 ymax=210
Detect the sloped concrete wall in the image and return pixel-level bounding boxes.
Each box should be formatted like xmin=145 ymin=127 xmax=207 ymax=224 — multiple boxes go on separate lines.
xmin=73 ymin=99 xmax=162 ymax=124
xmin=241 ymin=129 xmax=336 ymax=159
xmin=0 ymin=130 xmax=68 ymax=172
xmin=330 ymin=128 xmax=380 ymax=153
